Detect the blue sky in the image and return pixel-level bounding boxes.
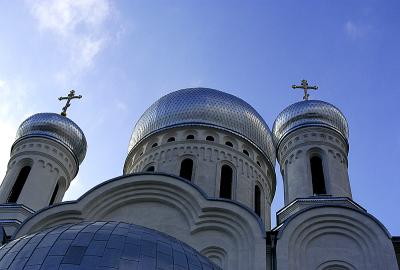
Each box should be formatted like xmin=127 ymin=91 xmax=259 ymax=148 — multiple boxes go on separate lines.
xmin=0 ymin=0 xmax=399 ymax=234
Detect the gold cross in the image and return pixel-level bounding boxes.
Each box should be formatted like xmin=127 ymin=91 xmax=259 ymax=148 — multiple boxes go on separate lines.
xmin=291 ymin=80 xmax=318 ymax=100
xmin=58 ymin=90 xmax=82 ymax=117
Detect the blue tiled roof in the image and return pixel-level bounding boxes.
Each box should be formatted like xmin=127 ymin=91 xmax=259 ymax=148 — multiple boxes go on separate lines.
xmin=0 ymin=221 xmax=222 ymax=270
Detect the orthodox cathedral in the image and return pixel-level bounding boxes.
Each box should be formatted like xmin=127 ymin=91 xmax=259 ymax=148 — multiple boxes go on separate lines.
xmin=0 ymin=86 xmax=398 ymax=270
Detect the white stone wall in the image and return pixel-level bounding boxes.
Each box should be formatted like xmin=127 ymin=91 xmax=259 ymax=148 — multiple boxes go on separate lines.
xmin=0 ymin=137 xmax=78 ymax=210
xmin=275 ymin=206 xmax=398 ymax=270
xmin=15 ymin=174 xmax=268 ymax=270
xmin=124 ymin=126 xmax=276 ymax=229
xmin=277 ymin=127 xmax=351 ymax=205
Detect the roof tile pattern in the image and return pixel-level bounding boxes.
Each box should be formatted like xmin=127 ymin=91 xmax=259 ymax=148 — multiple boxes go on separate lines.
xmin=0 ymin=221 xmax=221 ymax=270
xmin=15 ymin=113 xmax=87 ymax=165
xmin=272 ymin=100 xmax=349 ymax=147
xmin=128 ymin=88 xmax=276 ymax=165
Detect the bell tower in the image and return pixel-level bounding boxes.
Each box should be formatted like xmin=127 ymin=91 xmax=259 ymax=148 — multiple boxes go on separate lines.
xmin=272 ymin=81 xmax=351 ymax=207
xmin=0 ymin=91 xmax=86 ymax=236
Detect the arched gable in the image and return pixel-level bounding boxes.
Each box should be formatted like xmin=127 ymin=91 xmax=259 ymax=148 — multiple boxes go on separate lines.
xmin=15 ymin=173 xmax=267 ymax=270
xmin=275 ymin=206 xmax=397 ymax=270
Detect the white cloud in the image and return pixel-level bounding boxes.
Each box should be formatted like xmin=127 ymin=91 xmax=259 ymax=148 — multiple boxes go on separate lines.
xmin=115 ymin=100 xmax=128 ymax=112
xmin=344 ymin=21 xmax=366 ymax=39
xmin=27 ymin=0 xmax=116 ymax=78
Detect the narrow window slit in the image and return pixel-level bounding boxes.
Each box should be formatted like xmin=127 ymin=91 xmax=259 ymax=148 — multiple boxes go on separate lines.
xmin=49 ymin=183 xmax=59 ymax=205
xmin=310 ymin=156 xmax=326 ymax=195
xmin=179 ymin=159 xmax=193 ymax=181
xmin=7 ymin=166 xmax=31 ymax=203
xmin=254 ymin=186 xmax=261 ymax=216
xmin=219 ymin=165 xmax=233 ymax=199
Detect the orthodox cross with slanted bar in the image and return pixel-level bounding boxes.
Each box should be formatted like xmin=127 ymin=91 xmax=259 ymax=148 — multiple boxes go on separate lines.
xmin=292 ymin=80 xmax=318 ymax=100
xmin=58 ymin=90 xmax=82 ymax=117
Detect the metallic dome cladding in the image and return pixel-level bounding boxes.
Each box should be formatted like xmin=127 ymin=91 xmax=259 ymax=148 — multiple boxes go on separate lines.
xmin=272 ymin=100 xmax=349 ymax=147
xmin=0 ymin=221 xmax=222 ymax=270
xmin=128 ymin=87 xmax=276 ymax=165
xmin=14 ymin=113 xmax=87 ymax=165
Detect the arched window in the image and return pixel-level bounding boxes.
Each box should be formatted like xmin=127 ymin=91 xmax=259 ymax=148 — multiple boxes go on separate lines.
xmin=225 ymin=141 xmax=233 ymax=147
xmin=7 ymin=166 xmax=31 ymax=203
xmin=186 ymin=135 xmax=194 ymax=140
xmin=179 ymin=158 xmax=193 ymax=181
xmin=151 ymin=143 xmax=158 ymax=148
xmin=254 ymin=186 xmax=261 ymax=216
xmin=49 ymin=183 xmax=59 ymax=205
xmin=146 ymin=166 xmax=155 ymax=172
xmin=243 ymin=150 xmax=249 ymax=156
xmin=206 ymin=136 xmax=214 ymax=141
xmin=219 ymin=165 xmax=233 ymax=199
xmin=167 ymin=137 xmax=175 ymax=142
xmin=310 ymin=156 xmax=326 ymax=195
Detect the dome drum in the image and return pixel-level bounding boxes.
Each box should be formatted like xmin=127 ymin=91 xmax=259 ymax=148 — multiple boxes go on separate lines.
xmin=128 ymin=88 xmax=276 ymax=167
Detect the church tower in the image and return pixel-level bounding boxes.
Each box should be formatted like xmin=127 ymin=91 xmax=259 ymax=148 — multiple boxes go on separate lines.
xmin=272 ymin=99 xmax=351 ymax=206
xmin=269 ymin=81 xmax=398 ymax=270
xmin=0 ymin=91 xmax=86 ymax=236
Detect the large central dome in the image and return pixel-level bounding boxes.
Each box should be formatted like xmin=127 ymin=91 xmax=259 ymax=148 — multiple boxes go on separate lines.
xmin=128 ymin=88 xmax=275 ymax=164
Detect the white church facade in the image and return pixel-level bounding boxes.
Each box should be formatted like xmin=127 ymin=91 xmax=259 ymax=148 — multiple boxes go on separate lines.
xmin=0 ymin=87 xmax=397 ymax=269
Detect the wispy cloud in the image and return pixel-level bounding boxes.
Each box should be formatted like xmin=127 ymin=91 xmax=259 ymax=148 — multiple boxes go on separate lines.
xmin=344 ymin=21 xmax=368 ymax=40
xmin=27 ymin=0 xmax=118 ymax=79
xmin=0 ymin=80 xmax=34 ymax=181
xmin=115 ymin=99 xmax=128 ymax=112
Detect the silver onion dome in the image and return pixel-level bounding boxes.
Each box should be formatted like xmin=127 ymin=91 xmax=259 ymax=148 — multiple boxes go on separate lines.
xmin=128 ymin=87 xmax=276 ymax=165
xmin=272 ymin=100 xmax=349 ymax=147
xmin=14 ymin=113 xmax=87 ymax=165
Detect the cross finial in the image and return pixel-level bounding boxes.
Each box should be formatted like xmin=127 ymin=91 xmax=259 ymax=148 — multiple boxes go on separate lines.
xmin=58 ymin=90 xmax=82 ymax=117
xmin=291 ymin=79 xmax=318 ymax=100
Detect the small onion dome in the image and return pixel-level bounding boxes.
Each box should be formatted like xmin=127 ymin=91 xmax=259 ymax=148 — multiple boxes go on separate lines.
xmin=1 ymin=221 xmax=222 ymax=270
xmin=14 ymin=113 xmax=87 ymax=165
xmin=128 ymin=87 xmax=276 ymax=166
xmin=272 ymin=100 xmax=349 ymax=148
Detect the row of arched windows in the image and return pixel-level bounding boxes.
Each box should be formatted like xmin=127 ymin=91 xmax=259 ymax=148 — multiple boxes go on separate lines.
xmin=149 ymin=135 xmax=211 ymax=148
xmin=143 ymin=160 xmax=263 ymax=216
xmin=146 ymin=135 xmax=263 ymax=169
xmin=162 ymin=135 xmax=234 ymax=145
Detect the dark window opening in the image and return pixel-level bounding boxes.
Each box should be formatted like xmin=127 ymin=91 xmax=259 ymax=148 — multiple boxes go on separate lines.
xmin=7 ymin=166 xmax=31 ymax=203
xmin=167 ymin=137 xmax=175 ymax=142
xmin=146 ymin=166 xmax=155 ymax=172
xmin=243 ymin=150 xmax=249 ymax=156
xmin=186 ymin=135 xmax=194 ymax=140
xmin=219 ymin=165 xmax=233 ymax=199
xmin=151 ymin=143 xmax=158 ymax=148
xmin=225 ymin=141 xmax=233 ymax=147
xmin=254 ymin=186 xmax=261 ymax=216
xmin=49 ymin=183 xmax=59 ymax=205
xmin=206 ymin=136 xmax=214 ymax=141
xmin=179 ymin=159 xmax=193 ymax=181
xmin=310 ymin=156 xmax=326 ymax=195
xmin=257 ymin=161 xmax=261 ymax=167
